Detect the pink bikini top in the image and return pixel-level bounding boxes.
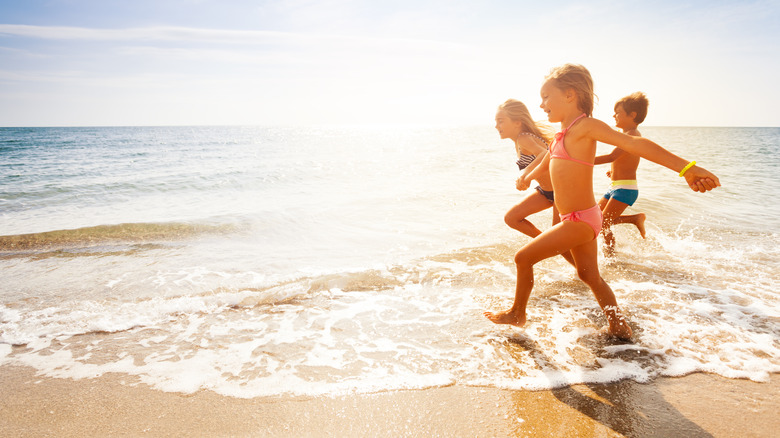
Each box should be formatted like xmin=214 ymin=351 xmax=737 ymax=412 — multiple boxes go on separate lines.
xmin=550 ymin=113 xmax=592 ymax=167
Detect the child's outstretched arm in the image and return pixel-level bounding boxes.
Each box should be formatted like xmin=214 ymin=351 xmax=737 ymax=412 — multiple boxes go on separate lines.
xmin=586 ymin=119 xmax=720 ymax=192
xmin=594 ymin=148 xmax=623 ymax=165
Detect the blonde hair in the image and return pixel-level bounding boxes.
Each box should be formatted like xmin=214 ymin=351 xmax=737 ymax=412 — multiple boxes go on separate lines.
xmin=615 ymin=91 xmax=649 ymax=124
xmin=497 ymin=99 xmax=554 ymax=144
xmin=545 ymin=64 xmax=596 ymax=117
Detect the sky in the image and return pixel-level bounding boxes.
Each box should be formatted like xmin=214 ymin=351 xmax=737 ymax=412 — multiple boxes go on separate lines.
xmin=0 ymin=0 xmax=778 ymax=127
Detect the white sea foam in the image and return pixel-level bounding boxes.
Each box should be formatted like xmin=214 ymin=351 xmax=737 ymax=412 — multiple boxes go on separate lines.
xmin=2 ymin=243 xmax=778 ymax=397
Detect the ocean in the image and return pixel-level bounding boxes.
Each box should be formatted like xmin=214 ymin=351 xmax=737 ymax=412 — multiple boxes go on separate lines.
xmin=0 ymin=125 xmax=778 ymax=398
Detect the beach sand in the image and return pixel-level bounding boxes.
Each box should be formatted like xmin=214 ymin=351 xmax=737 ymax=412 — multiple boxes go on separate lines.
xmin=1 ymin=365 xmax=776 ymax=437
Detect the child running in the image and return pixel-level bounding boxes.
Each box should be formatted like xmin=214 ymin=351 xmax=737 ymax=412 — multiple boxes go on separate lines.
xmin=495 ymin=99 xmax=575 ymax=266
xmin=484 ymin=64 xmax=720 ymax=339
xmin=595 ymin=92 xmax=649 ymax=256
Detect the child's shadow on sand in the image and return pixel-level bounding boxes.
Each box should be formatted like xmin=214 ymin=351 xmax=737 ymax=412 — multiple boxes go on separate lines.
xmin=506 ymin=334 xmax=713 ymax=437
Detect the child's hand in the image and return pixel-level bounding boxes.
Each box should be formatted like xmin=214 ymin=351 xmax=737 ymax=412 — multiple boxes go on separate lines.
xmin=606 ymin=170 xmax=612 ymax=178
xmin=516 ymin=177 xmax=530 ymax=191
xmin=684 ymin=165 xmax=721 ymax=192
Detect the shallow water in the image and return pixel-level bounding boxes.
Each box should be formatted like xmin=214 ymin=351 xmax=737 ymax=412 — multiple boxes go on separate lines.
xmin=1 ymin=125 xmax=778 ymax=397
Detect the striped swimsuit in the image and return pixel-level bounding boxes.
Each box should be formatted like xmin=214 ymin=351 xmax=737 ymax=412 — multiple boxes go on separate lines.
xmin=516 ymin=132 xmax=554 ymax=203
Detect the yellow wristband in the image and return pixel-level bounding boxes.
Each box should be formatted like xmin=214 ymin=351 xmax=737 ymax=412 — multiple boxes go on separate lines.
xmin=679 ymin=160 xmax=696 ymax=177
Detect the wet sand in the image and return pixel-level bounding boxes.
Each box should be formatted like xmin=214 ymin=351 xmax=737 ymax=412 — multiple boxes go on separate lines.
xmin=0 ymin=365 xmax=776 ymax=437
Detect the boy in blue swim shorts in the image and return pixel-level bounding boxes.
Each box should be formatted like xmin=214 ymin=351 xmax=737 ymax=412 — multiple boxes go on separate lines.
xmin=594 ymin=92 xmax=649 ymax=255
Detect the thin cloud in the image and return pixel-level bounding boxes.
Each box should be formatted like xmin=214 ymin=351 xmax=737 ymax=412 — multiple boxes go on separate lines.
xmin=0 ymin=24 xmax=470 ymax=53
xmin=116 ymin=46 xmax=310 ymax=66
xmin=0 ymin=24 xmax=293 ymax=43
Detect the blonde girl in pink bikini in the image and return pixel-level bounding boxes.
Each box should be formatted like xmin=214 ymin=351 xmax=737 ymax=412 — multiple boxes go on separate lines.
xmin=484 ymin=64 xmax=720 ymax=339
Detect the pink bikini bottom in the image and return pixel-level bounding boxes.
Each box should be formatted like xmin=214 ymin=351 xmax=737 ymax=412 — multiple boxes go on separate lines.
xmin=560 ymin=204 xmax=602 ymax=240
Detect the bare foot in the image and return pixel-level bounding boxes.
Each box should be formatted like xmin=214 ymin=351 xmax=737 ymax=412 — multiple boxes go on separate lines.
xmin=484 ymin=310 xmax=526 ymax=327
xmin=603 ymin=307 xmax=633 ymax=340
xmin=598 ymin=322 xmax=632 ymax=340
xmin=635 ymin=213 xmax=646 ymax=239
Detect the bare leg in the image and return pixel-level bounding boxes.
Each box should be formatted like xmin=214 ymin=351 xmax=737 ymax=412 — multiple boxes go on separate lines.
xmin=611 ymin=213 xmax=646 ymax=239
xmin=504 ymin=191 xmax=554 ymax=238
xmin=504 ymin=192 xmax=576 ymax=267
xmin=551 ymin=204 xmax=576 ymax=267
xmin=599 ymin=198 xmax=630 ymax=256
xmin=570 ymin=240 xmax=633 ymax=340
xmin=485 ymin=220 xmax=593 ymax=326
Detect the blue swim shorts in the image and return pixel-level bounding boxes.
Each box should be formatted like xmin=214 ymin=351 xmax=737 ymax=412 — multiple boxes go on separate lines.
xmin=603 ymin=187 xmax=639 ymax=206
